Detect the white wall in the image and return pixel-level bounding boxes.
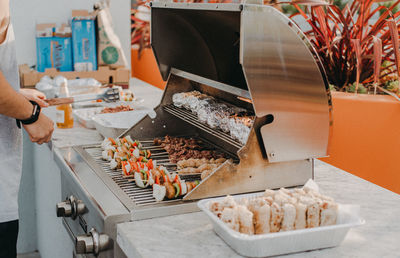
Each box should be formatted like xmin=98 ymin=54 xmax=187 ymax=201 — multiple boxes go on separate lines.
xmin=10 ymin=0 xmax=131 ymax=69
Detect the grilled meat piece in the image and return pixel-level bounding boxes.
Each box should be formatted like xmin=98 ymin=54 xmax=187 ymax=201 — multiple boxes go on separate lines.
xmin=154 ymin=135 xmax=226 ymax=163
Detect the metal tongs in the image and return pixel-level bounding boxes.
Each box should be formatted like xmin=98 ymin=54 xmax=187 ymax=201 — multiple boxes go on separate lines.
xmin=45 ymin=88 xmax=120 ymax=106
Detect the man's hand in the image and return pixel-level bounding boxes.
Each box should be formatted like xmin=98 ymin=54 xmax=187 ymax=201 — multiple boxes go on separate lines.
xmin=23 ymin=113 xmax=54 ymax=145
xmin=20 ymin=88 xmax=49 ymax=108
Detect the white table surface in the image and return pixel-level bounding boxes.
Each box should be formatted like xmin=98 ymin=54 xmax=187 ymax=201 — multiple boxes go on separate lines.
xmin=116 ymin=160 xmax=400 ymax=258
xmin=44 ymin=78 xmax=400 ymax=258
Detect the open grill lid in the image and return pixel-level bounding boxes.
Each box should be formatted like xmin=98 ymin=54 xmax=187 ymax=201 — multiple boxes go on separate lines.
xmin=150 ymin=2 xmax=332 ymax=163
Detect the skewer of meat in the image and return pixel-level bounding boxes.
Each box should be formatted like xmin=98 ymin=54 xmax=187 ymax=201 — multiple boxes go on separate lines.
xmin=177 ymin=158 xmax=226 ymax=169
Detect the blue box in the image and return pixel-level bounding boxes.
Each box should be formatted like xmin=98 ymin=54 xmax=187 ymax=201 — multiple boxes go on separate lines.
xmin=71 ymin=18 xmax=97 ymax=71
xmin=36 ymin=36 xmax=73 ymax=72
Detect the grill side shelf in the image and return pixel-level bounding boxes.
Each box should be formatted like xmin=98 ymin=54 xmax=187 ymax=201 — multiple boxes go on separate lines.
xmin=163 ymin=105 xmax=244 ymax=149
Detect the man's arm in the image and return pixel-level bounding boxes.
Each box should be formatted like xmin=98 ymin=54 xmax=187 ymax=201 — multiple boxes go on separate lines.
xmin=0 ymin=71 xmax=54 ymax=144
xmin=0 ymin=71 xmax=34 ymax=120
xmin=0 ymin=0 xmax=54 ymax=144
xmin=0 ymin=0 xmax=10 ymax=44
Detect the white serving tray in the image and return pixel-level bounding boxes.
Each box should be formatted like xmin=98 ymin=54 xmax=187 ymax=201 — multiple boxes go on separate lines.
xmin=198 ymin=193 xmax=364 ymax=257
xmin=73 ymin=103 xmax=141 ymax=129
xmin=73 ymin=107 xmax=103 ymax=129
xmin=92 ymin=109 xmax=155 ymax=138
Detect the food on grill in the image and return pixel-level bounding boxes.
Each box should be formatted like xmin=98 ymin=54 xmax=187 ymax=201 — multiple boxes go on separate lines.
xmin=209 ymin=187 xmax=338 ymax=235
xmin=102 ymin=137 xmax=148 ymax=159
xmin=100 ymin=104 xmax=134 ymax=114
xmin=176 ymin=158 xmax=227 ymax=176
xmin=229 ymin=112 xmax=255 ymax=144
xmin=148 ymin=166 xmax=200 ymax=201
xmin=172 ymin=91 xmax=211 ymax=111
xmin=101 ymin=136 xmax=202 ymax=201
xmin=172 ymin=91 xmax=254 ymax=144
xmin=110 ymin=158 xmax=122 ymax=170
xmin=201 ymin=170 xmax=213 ymax=180
xmin=176 ymin=157 xmax=228 ymax=179
xmin=153 ymin=135 xmax=226 ymax=163
xmin=102 ymin=146 xmax=116 ymax=161
xmin=177 ymin=158 xmax=226 ymax=169
xmin=101 ymin=136 xmax=154 ymax=178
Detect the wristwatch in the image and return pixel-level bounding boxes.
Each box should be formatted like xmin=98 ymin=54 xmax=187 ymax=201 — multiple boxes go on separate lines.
xmin=16 ymin=100 xmax=41 ymax=129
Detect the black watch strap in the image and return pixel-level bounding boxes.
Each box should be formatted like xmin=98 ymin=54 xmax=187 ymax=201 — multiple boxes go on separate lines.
xmin=16 ymin=100 xmax=41 ymax=129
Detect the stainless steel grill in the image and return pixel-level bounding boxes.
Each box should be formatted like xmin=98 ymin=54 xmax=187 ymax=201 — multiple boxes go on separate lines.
xmin=57 ymin=3 xmax=333 ymax=256
xmin=70 ymin=1 xmax=333 ymax=212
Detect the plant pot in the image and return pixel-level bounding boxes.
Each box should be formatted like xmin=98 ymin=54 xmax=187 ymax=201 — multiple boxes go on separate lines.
xmin=320 ymin=92 xmax=400 ymax=194
xmin=131 ymin=47 xmax=166 ymax=89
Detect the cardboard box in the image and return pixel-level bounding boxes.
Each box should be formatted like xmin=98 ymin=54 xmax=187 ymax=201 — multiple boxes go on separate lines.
xmin=36 ymin=24 xmax=73 ymax=72
xmin=71 ymin=10 xmax=98 ymax=72
xmin=19 ymin=64 xmax=130 ymax=89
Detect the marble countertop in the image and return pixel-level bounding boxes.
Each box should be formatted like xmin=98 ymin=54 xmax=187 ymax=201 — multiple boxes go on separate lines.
xmin=45 ymin=78 xmax=400 ymax=257
xmin=47 ymin=78 xmax=163 ymax=148
xmin=116 ymin=160 xmax=400 ymax=258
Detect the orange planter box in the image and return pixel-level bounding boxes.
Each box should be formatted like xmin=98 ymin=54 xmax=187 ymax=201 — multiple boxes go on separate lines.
xmin=131 ymin=47 xmax=166 ymax=90
xmin=320 ymin=92 xmax=400 ymax=194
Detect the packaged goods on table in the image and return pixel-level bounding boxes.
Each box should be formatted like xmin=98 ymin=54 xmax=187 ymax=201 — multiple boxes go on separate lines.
xmin=36 ymin=23 xmax=73 ymax=72
xmin=71 ymin=10 xmax=97 ymax=72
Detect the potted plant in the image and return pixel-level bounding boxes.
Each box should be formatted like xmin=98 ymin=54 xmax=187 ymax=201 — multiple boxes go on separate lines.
xmin=131 ymin=1 xmax=166 ymax=89
xmin=289 ymin=0 xmax=400 ymax=193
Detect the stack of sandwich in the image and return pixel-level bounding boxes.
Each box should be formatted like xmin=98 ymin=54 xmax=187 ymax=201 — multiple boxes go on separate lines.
xmin=209 ymin=187 xmax=338 ymax=235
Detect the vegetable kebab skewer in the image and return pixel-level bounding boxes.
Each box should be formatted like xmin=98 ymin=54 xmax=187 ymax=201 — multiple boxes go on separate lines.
xmin=101 ymin=136 xmax=153 ymax=174
xmin=101 ymin=136 xmax=200 ymax=201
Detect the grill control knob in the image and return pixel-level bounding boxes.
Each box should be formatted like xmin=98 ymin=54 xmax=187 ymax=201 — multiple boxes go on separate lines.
xmin=56 ymin=201 xmax=72 ymax=217
xmin=56 ymin=195 xmax=86 ymax=219
xmin=73 ymin=199 xmax=86 ymax=219
xmin=76 ymin=228 xmax=110 ymax=255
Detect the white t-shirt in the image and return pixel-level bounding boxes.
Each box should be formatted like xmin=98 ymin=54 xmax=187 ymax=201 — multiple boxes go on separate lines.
xmin=0 ymin=23 xmax=23 ymax=223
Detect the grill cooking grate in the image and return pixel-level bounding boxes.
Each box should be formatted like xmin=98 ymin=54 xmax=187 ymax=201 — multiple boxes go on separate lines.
xmin=85 ymin=147 xmax=158 ymax=205
xmin=163 ymin=105 xmax=243 ymax=148
xmin=83 ymin=138 xmax=216 ymax=206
